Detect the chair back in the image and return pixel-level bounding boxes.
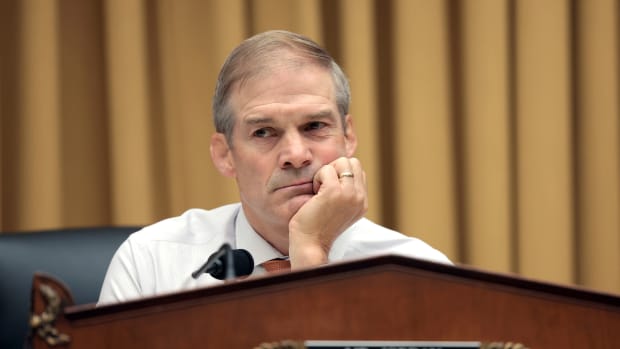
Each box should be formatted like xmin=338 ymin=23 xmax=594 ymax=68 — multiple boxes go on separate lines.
xmin=0 ymin=227 xmax=137 ymax=349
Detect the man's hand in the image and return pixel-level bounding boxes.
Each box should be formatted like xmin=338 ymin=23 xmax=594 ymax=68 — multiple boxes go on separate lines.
xmin=288 ymin=157 xmax=368 ymax=269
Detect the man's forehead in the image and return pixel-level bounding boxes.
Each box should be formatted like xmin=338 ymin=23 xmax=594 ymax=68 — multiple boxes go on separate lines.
xmin=234 ymin=76 xmax=336 ymax=112
xmin=233 ymin=60 xmax=334 ymax=94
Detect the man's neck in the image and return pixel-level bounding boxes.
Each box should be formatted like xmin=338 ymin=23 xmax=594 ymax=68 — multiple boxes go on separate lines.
xmin=241 ymin=205 xmax=290 ymax=255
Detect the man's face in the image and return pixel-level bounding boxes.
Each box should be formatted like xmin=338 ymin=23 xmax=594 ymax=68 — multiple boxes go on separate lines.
xmin=213 ymin=64 xmax=356 ymax=236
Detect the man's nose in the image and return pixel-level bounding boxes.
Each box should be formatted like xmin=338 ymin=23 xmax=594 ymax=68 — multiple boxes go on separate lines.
xmin=279 ymin=132 xmax=312 ymax=169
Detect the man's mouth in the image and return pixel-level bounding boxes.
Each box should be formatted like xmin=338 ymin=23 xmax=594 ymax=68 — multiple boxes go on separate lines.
xmin=274 ymin=181 xmax=314 ymax=194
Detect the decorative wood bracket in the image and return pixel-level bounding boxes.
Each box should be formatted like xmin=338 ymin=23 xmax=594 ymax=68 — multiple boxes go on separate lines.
xmin=29 ymin=273 xmax=75 ymax=347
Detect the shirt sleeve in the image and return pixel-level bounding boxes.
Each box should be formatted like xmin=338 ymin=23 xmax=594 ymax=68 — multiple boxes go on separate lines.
xmin=329 ymin=218 xmax=453 ymax=265
xmin=97 ymin=238 xmax=142 ymax=305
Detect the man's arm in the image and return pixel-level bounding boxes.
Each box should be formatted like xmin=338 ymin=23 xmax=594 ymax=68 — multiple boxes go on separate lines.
xmin=97 ymin=239 xmax=143 ymax=305
xmin=288 ymin=157 xmax=367 ymax=268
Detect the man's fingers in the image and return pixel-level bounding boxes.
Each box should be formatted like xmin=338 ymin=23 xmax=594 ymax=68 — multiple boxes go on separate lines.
xmin=331 ymin=157 xmax=354 ymax=179
xmin=312 ymin=157 xmax=367 ymax=195
xmin=312 ymin=164 xmax=337 ymax=193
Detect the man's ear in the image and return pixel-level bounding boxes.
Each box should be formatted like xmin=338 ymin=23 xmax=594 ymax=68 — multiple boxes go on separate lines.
xmin=210 ymin=133 xmax=236 ymax=178
xmin=344 ymin=114 xmax=357 ymax=157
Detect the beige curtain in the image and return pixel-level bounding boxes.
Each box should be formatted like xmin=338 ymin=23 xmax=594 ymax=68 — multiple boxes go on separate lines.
xmin=1 ymin=0 xmax=618 ymax=294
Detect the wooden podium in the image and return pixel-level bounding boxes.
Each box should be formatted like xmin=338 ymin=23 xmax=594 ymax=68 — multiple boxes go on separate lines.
xmin=30 ymin=255 xmax=620 ymax=348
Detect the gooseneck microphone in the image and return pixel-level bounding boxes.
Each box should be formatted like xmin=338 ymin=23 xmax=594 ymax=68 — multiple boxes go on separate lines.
xmin=191 ymin=243 xmax=254 ymax=280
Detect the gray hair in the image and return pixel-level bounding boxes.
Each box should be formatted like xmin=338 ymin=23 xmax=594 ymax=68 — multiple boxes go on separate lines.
xmin=212 ymin=30 xmax=351 ymax=144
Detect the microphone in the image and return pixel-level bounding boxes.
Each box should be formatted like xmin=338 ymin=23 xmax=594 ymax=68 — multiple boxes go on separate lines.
xmin=191 ymin=243 xmax=254 ymax=280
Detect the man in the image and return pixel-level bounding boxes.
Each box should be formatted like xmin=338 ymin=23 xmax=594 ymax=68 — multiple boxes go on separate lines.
xmin=98 ymin=30 xmax=450 ymax=304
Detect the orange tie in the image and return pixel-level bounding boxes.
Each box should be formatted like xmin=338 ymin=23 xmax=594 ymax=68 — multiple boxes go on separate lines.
xmin=261 ymin=258 xmax=291 ymax=273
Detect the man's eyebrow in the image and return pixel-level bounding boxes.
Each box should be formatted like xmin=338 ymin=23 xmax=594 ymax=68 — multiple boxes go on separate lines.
xmin=245 ymin=110 xmax=336 ymax=124
xmin=304 ymin=109 xmax=336 ymax=119
xmin=244 ymin=116 xmax=274 ymax=125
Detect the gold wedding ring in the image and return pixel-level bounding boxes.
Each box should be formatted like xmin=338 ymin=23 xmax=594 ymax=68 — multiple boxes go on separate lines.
xmin=338 ymin=171 xmax=354 ymax=179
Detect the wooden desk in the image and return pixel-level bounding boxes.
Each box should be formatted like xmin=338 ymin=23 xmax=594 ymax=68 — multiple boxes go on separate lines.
xmin=30 ymin=255 xmax=620 ymax=348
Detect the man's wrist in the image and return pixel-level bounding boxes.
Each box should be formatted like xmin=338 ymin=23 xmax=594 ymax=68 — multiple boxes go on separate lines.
xmin=288 ymin=233 xmax=329 ymax=269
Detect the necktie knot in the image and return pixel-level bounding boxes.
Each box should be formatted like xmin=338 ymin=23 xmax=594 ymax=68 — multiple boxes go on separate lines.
xmin=261 ymin=258 xmax=291 ymax=273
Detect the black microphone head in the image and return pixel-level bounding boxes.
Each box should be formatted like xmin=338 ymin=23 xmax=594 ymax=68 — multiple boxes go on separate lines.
xmin=233 ymin=249 xmax=254 ymax=277
xmin=210 ymin=249 xmax=254 ymax=280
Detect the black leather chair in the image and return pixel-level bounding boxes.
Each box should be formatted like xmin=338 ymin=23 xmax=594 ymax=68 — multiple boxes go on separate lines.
xmin=0 ymin=227 xmax=138 ymax=349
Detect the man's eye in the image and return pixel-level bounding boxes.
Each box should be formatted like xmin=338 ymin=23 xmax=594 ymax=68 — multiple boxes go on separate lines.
xmin=305 ymin=121 xmax=326 ymax=131
xmin=253 ymin=128 xmax=274 ymax=138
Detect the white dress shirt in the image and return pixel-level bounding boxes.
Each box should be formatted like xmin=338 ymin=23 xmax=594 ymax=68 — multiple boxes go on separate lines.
xmin=98 ymin=203 xmax=451 ymax=304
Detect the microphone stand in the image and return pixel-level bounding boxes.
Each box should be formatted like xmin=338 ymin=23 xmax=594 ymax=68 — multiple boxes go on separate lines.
xmin=191 ymin=243 xmax=236 ymax=280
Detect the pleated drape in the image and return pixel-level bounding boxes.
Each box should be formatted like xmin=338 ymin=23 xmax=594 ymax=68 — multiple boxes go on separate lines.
xmin=1 ymin=0 xmax=618 ymax=294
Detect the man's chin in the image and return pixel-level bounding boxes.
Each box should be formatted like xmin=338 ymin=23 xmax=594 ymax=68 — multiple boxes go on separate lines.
xmin=287 ymin=194 xmax=313 ymax=215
